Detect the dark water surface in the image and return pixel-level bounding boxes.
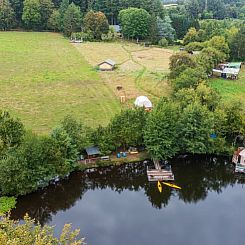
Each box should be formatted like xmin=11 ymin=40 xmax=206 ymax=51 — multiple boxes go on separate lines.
xmin=11 ymin=155 xmax=245 ymax=245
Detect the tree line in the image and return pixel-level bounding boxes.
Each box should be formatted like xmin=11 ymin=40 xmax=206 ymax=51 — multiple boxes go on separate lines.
xmin=0 ymin=0 xmax=244 ymax=42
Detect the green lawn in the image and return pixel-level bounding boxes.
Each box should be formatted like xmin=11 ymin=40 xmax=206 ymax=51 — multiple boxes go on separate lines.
xmin=0 ymin=32 xmax=120 ymax=133
xmin=209 ymin=67 xmax=245 ymax=106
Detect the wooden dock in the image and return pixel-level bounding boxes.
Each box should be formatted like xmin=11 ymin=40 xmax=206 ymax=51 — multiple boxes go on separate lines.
xmin=147 ymin=160 xmax=174 ymax=182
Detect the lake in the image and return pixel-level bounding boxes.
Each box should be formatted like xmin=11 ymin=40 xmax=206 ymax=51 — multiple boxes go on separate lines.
xmin=11 ymin=155 xmax=245 ymax=245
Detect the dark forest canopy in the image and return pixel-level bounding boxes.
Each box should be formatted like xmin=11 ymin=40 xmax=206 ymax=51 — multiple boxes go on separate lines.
xmin=0 ymin=0 xmax=244 ymax=33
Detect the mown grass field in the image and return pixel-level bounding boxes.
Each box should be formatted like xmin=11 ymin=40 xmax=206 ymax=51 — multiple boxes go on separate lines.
xmin=74 ymin=41 xmax=173 ymax=105
xmin=0 ymin=32 xmax=120 ymax=133
xmin=209 ymin=67 xmax=245 ymax=106
xmin=1 ymin=32 xmax=243 ymax=133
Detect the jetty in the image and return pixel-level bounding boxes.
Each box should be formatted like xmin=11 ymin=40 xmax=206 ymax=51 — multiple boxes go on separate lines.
xmin=147 ymin=160 xmax=174 ymax=182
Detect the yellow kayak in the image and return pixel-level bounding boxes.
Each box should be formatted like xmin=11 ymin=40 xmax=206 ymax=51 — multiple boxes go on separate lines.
xmin=162 ymin=182 xmax=182 ymax=190
xmin=157 ymin=181 xmax=162 ymax=193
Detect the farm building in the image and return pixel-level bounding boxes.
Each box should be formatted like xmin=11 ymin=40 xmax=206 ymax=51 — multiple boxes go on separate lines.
xmin=98 ymin=59 xmax=116 ymax=71
xmin=134 ymin=96 xmax=153 ymax=110
xmin=212 ymin=62 xmax=242 ymax=80
xmin=85 ymin=146 xmax=101 ymax=159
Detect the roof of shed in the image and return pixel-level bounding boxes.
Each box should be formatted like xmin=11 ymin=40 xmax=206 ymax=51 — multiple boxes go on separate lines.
xmin=227 ymin=62 xmax=242 ymax=68
xmin=85 ymin=146 xmax=101 ymax=156
xmin=98 ymin=59 xmax=116 ymax=66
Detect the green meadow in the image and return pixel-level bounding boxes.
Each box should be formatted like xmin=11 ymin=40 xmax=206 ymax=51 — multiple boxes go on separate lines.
xmin=209 ymin=67 xmax=245 ymax=106
xmin=0 ymin=32 xmax=120 ymax=133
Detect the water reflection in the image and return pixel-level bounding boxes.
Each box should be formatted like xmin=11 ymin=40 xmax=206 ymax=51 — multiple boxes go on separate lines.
xmin=12 ymin=156 xmax=242 ymax=224
xmin=11 ymin=155 xmax=242 ymax=225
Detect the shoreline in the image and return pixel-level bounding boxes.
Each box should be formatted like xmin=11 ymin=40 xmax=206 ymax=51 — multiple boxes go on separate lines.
xmin=75 ymin=151 xmax=150 ymax=171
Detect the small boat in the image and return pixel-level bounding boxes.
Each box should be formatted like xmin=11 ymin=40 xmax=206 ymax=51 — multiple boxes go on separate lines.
xmin=157 ymin=181 xmax=162 ymax=193
xmin=162 ymin=182 xmax=182 ymax=189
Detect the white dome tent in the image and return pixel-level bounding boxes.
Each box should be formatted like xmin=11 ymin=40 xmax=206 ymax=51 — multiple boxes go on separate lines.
xmin=134 ymin=96 xmax=153 ymax=110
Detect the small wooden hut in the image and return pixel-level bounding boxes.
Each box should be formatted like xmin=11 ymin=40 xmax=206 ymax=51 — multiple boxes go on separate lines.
xmin=98 ymin=59 xmax=116 ymax=71
xmin=85 ymin=146 xmax=101 ymax=159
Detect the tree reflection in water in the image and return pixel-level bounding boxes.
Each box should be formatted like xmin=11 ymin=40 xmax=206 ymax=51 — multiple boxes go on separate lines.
xmin=11 ymin=155 xmax=243 ymax=225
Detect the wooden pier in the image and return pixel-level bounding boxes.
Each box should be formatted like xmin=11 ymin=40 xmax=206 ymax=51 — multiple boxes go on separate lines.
xmin=147 ymin=160 xmax=174 ymax=182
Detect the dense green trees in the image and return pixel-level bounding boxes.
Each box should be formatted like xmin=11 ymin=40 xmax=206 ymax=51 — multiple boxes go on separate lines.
xmin=39 ymin=0 xmax=54 ymax=29
xmin=229 ymin=25 xmax=245 ymax=60
xmin=0 ymin=0 xmax=15 ymax=30
xmin=0 ymin=0 xmax=243 ymax=39
xmin=169 ymin=52 xmax=197 ymax=79
xmin=0 ymin=111 xmax=24 ymax=152
xmin=144 ymin=100 xmax=180 ymax=160
xmin=0 ymin=114 xmax=90 ymax=196
xmin=119 ymin=7 xmax=151 ymax=40
xmin=92 ymin=108 xmax=147 ymax=154
xmin=92 ymin=0 xmax=163 ymax=25
xmin=63 ymin=3 xmax=81 ymax=36
xmin=22 ymin=0 xmax=41 ymax=29
xmin=156 ymin=16 xmax=175 ymax=42
xmin=172 ymin=67 xmax=207 ymax=91
xmin=83 ymin=10 xmax=109 ymax=40
xmin=109 ymin=108 xmax=147 ymax=149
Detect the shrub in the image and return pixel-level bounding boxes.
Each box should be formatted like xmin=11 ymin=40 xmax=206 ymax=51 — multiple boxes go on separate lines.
xmin=185 ymin=41 xmax=205 ymax=52
xmin=0 ymin=214 xmax=84 ymax=244
xmin=158 ymin=38 xmax=168 ymax=47
xmin=0 ymin=196 xmax=16 ymax=214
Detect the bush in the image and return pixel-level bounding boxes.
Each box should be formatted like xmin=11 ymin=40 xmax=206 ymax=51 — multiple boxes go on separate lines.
xmin=0 ymin=214 xmax=84 ymax=244
xmin=185 ymin=41 xmax=205 ymax=52
xmin=158 ymin=38 xmax=168 ymax=47
xmin=0 ymin=197 xmax=16 ymax=214
xmin=101 ymin=27 xmax=118 ymax=41
xmin=71 ymin=32 xmax=94 ymax=41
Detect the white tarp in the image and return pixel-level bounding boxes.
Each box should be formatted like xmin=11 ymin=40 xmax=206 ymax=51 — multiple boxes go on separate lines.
xmin=223 ymin=68 xmax=240 ymax=75
xmin=212 ymin=68 xmax=240 ymax=75
xmin=134 ymin=96 xmax=153 ymax=108
xmin=240 ymin=149 xmax=245 ymax=157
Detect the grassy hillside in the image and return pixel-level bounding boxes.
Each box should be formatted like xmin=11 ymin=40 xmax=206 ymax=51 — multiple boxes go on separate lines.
xmin=209 ymin=67 xmax=245 ymax=106
xmin=0 ymin=32 xmax=120 ymax=133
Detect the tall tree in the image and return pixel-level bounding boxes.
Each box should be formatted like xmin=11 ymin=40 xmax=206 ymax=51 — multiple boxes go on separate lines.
xmin=63 ymin=3 xmax=82 ymax=36
xmin=58 ymin=0 xmax=69 ymax=31
xmin=83 ymin=10 xmax=109 ymax=40
xmin=185 ymin=0 xmax=200 ymax=18
xmin=22 ymin=0 xmax=41 ymax=29
xmin=207 ymin=0 xmax=226 ymax=19
xmin=177 ymin=102 xmax=214 ymax=154
xmin=229 ymin=25 xmax=245 ymax=61
xmin=156 ymin=16 xmax=176 ymax=42
xmin=119 ymin=7 xmax=151 ymax=40
xmin=109 ymin=108 xmax=147 ymax=149
xmin=169 ymin=52 xmax=197 ymax=79
xmin=9 ymin=0 xmax=23 ymax=25
xmin=47 ymin=9 xmax=60 ymax=31
xmin=0 ymin=0 xmax=15 ymax=30
xmin=39 ymin=0 xmax=53 ymax=29
xmin=183 ymin=27 xmax=199 ymax=45
xmin=144 ymin=100 xmax=180 ymax=160
xmin=0 ymin=111 xmax=24 ymax=152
